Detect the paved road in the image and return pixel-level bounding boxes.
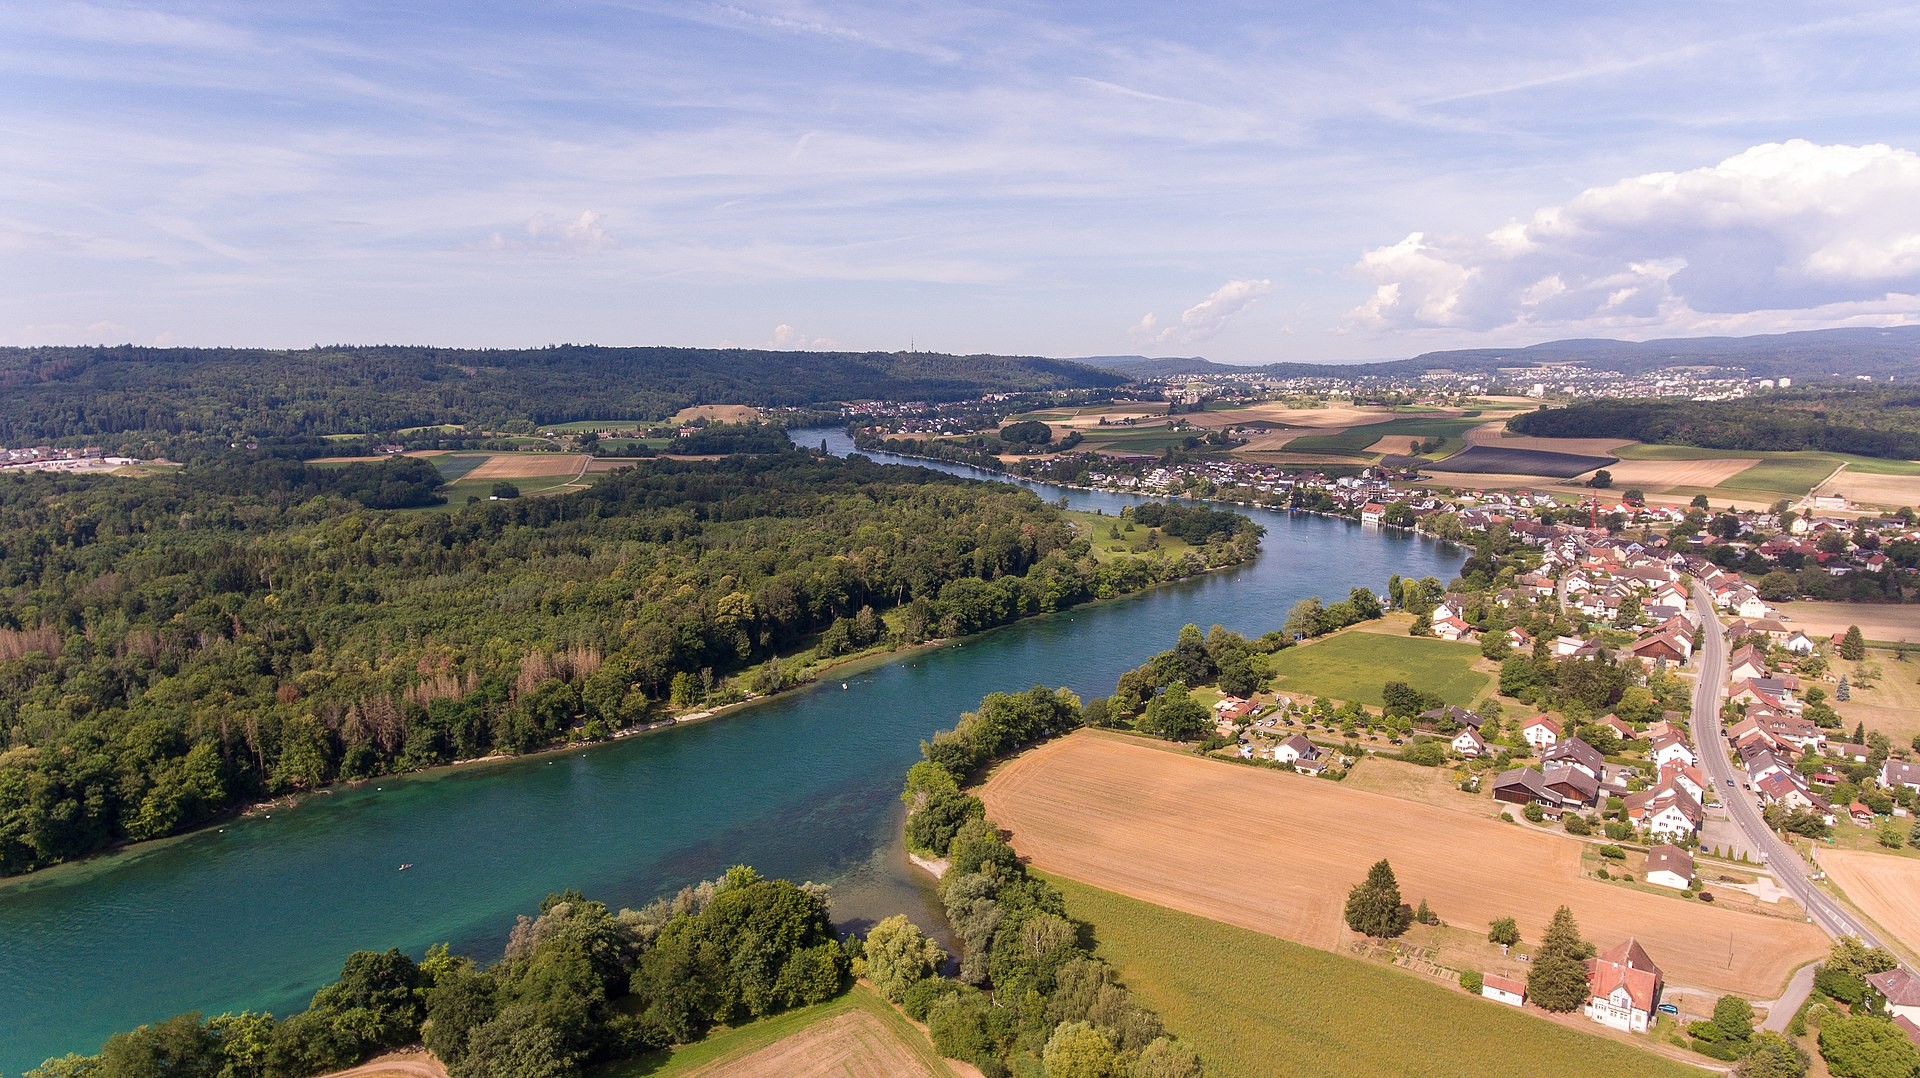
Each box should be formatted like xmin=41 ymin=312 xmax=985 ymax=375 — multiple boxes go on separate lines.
xmin=1762 ymin=963 xmax=1817 ymax=1033
xmin=1688 ymin=581 xmax=1889 ymax=951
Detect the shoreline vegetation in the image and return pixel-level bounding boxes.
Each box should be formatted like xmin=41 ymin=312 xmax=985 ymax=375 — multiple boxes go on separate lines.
xmin=0 ymin=445 xmax=1259 ymax=876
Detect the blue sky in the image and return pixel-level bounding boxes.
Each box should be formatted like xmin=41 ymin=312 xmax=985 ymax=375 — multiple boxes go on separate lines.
xmin=4 ymin=1 xmax=1919 ymax=362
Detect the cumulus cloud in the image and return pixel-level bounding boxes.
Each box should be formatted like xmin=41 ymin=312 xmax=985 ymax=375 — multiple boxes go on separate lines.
xmin=764 ymin=323 xmax=836 ymax=349
xmin=481 ymin=210 xmax=613 ymax=254
xmin=1132 ymin=278 xmax=1273 ymax=345
xmin=1349 ymin=141 xmax=1920 ymax=336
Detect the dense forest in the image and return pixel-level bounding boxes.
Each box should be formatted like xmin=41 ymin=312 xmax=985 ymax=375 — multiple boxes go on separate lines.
xmin=26 ymin=869 xmax=855 ymax=1078
xmin=1511 ymin=388 xmax=1920 ymax=458
xmin=0 ymin=450 xmax=1258 ymax=876
xmin=0 ymin=345 xmax=1126 ymax=450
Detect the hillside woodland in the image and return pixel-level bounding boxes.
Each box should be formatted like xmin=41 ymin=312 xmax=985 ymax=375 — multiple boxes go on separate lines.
xmin=0 ymin=345 xmax=1125 ymax=450
xmin=1511 ymin=389 xmax=1920 ymax=458
xmin=0 ymin=450 xmax=1258 ymax=875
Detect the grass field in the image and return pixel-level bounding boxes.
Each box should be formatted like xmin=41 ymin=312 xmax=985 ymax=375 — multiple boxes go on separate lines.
xmin=1048 ymin=875 xmax=1709 ymax=1078
xmin=1077 ymin=428 xmax=1202 ymax=453
xmin=1062 ymin=509 xmax=1199 ymax=563
xmin=430 ymin=453 xmax=491 ymax=482
xmin=601 ymin=985 xmax=954 ymax=1078
xmin=1264 ymin=629 xmax=1489 ymax=707
xmin=1716 ymin=457 xmax=1841 ymax=497
xmin=980 ymin=733 xmax=1828 ymax=999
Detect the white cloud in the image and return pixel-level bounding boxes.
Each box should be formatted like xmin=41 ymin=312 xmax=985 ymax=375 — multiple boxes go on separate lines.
xmin=1348 ymin=141 xmax=1920 ymax=337
xmin=764 ymin=323 xmax=836 ymax=349
xmin=481 ymin=210 xmax=613 ymax=254
xmin=1131 ymin=278 xmax=1273 ymax=346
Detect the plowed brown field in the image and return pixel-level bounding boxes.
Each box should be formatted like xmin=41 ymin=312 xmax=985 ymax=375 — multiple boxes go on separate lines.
xmin=1823 ymin=850 xmax=1920 ymax=961
xmin=979 ymin=733 xmax=1826 ymax=997
xmin=682 ymin=1010 xmax=947 ymax=1078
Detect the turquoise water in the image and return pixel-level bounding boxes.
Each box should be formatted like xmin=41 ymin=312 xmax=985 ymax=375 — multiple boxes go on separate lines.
xmin=0 ymin=433 xmax=1461 ymax=1073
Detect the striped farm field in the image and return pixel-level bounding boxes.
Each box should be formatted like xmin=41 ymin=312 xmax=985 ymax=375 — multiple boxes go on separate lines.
xmin=1048 ymin=876 xmax=1709 ymax=1078
xmin=980 ymin=732 xmax=1827 ymax=1000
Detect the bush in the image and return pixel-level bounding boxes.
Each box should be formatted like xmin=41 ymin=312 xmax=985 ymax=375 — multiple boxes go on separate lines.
xmin=1459 ymin=970 xmax=1484 ymax=994
xmin=1598 ymin=844 xmax=1626 ymax=860
xmin=1523 ymin=802 xmax=1545 ymax=823
xmin=900 ymin=976 xmax=958 ymax=1021
xmin=1563 ymin=814 xmax=1591 ymax=836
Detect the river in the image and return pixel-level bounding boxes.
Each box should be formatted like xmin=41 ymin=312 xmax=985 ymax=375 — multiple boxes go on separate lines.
xmin=0 ymin=430 xmax=1461 ymax=1073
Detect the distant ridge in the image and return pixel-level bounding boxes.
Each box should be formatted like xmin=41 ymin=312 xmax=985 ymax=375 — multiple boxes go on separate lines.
xmin=1076 ymin=325 xmax=1920 ymax=381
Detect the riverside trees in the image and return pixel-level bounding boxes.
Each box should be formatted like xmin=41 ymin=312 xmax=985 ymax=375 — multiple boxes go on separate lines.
xmin=1 ymin=453 xmax=1243 ymax=876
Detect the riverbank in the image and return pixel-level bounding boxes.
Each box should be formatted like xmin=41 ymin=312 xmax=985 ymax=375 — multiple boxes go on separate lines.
xmin=0 ymin=536 xmax=1260 ymax=890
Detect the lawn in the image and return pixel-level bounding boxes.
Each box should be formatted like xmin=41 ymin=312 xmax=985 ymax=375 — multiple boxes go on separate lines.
xmin=1078 ymin=428 xmax=1203 ymax=453
xmin=597 ymin=983 xmax=951 ymax=1077
xmin=1062 ymin=509 xmax=1197 ymax=563
xmin=1048 ymin=875 xmax=1708 ymax=1078
xmin=431 ymin=453 xmax=491 ymax=482
xmin=1616 ymin=443 xmax=1920 ymax=476
xmin=1265 ymin=629 xmax=1490 ymax=707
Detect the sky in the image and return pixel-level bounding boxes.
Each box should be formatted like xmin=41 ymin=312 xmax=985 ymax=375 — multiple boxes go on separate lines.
xmin=4 ymin=2 xmax=1920 ymax=363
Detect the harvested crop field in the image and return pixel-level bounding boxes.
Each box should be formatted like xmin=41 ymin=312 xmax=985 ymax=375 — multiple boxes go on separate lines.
xmin=1429 ymin=445 xmax=1616 ymax=477
xmin=679 ymin=1010 xmax=946 ymax=1078
xmin=980 ymin=733 xmax=1826 ymax=997
xmin=1772 ymin=601 xmax=1920 ymax=643
xmin=670 ymin=404 xmax=761 ymax=424
xmin=465 ymin=453 xmax=590 ymax=479
xmin=1189 ymin=402 xmax=1401 ymax=431
xmin=1463 ymin=422 xmax=1631 ymax=456
xmin=1816 ymin=467 xmax=1920 ymax=510
xmin=1822 ymin=850 xmax=1920 ymax=960
xmin=1600 ymin=457 xmax=1763 ymax=490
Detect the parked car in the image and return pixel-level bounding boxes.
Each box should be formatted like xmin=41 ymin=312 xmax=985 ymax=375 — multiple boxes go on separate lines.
xmin=1657 ymin=1003 xmax=1679 ymax=1015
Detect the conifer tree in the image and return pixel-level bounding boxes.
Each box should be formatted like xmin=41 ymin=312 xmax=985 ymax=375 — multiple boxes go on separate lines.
xmin=1528 ymin=905 xmax=1593 ymax=1012
xmin=1840 ymin=625 xmax=1866 ymax=661
xmin=1344 ymin=859 xmax=1411 ymax=938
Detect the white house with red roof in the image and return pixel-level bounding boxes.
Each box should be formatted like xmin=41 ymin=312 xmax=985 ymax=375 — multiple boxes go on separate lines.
xmin=1451 ymin=727 xmax=1488 ymax=758
xmin=1522 ymin=716 xmax=1562 ymax=751
xmin=1586 ymin=939 xmax=1663 ymax=1033
xmin=1868 ymin=968 xmax=1920 ymax=1024
xmin=1480 ymin=973 xmax=1525 ymax=1007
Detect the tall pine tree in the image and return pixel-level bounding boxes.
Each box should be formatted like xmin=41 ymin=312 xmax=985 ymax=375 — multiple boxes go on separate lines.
xmin=1528 ymin=905 xmax=1593 ymax=1012
xmin=1344 ymin=859 xmax=1411 ymax=938
xmin=1840 ymin=625 xmax=1866 ymax=661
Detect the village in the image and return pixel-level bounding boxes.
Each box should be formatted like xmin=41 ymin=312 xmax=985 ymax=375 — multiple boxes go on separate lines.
xmin=1167 ymin=515 xmax=1920 ymax=1057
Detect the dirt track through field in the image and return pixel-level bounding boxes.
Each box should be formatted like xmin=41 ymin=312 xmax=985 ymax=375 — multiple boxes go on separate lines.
xmin=682 ymin=1010 xmax=947 ymax=1078
xmin=1822 ymin=850 xmax=1920 ymax=960
xmin=980 ymin=734 xmax=1826 ymax=997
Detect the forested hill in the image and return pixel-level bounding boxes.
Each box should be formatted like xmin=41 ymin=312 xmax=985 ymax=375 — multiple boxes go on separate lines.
xmin=0 ymin=450 xmax=1252 ymax=876
xmin=1510 ymin=388 xmax=1920 ymax=459
xmin=0 ymin=345 xmax=1126 ymax=445
xmin=1085 ymin=325 xmax=1920 ymax=381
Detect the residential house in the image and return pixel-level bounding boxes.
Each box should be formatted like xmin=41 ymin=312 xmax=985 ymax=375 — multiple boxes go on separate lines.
xmin=1360 ymin=502 xmax=1387 ymax=525
xmin=1650 ymin=736 xmax=1697 ymax=770
xmin=1274 ymin=735 xmax=1322 ymax=768
xmin=1644 ymin=845 xmax=1695 ymax=890
xmin=1850 ymin=802 xmax=1876 ymax=827
xmin=1585 ymin=940 xmax=1664 ymax=1033
xmin=1522 ymin=716 xmax=1562 ymax=751
xmin=1829 ymin=741 xmax=1872 ymax=764
xmin=1884 ymin=759 xmax=1920 ymax=794
xmin=1544 ymin=737 xmax=1606 ymax=781
xmin=1727 ymin=645 xmax=1769 ymax=683
xmin=1452 ymin=728 xmax=1488 ymax=759
xmin=1784 ymin=630 xmax=1816 ymax=655
xmin=1869 ymin=969 xmax=1920 ymax=1024
xmin=1626 ymin=784 xmax=1703 ymax=840
xmin=1432 ymin=615 xmax=1474 ymax=642
xmin=1628 ymin=632 xmax=1689 ymax=666
xmin=1658 ymin=761 xmax=1708 ymax=804
xmin=1599 ymin=714 xmax=1636 ymax=741
xmin=1481 ymin=974 xmax=1526 ymax=1007
xmin=1420 ymin=705 xmax=1483 ymax=731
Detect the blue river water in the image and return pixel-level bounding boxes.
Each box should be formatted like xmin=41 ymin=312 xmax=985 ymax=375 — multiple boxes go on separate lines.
xmin=0 ymin=430 xmax=1461 ymax=1073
